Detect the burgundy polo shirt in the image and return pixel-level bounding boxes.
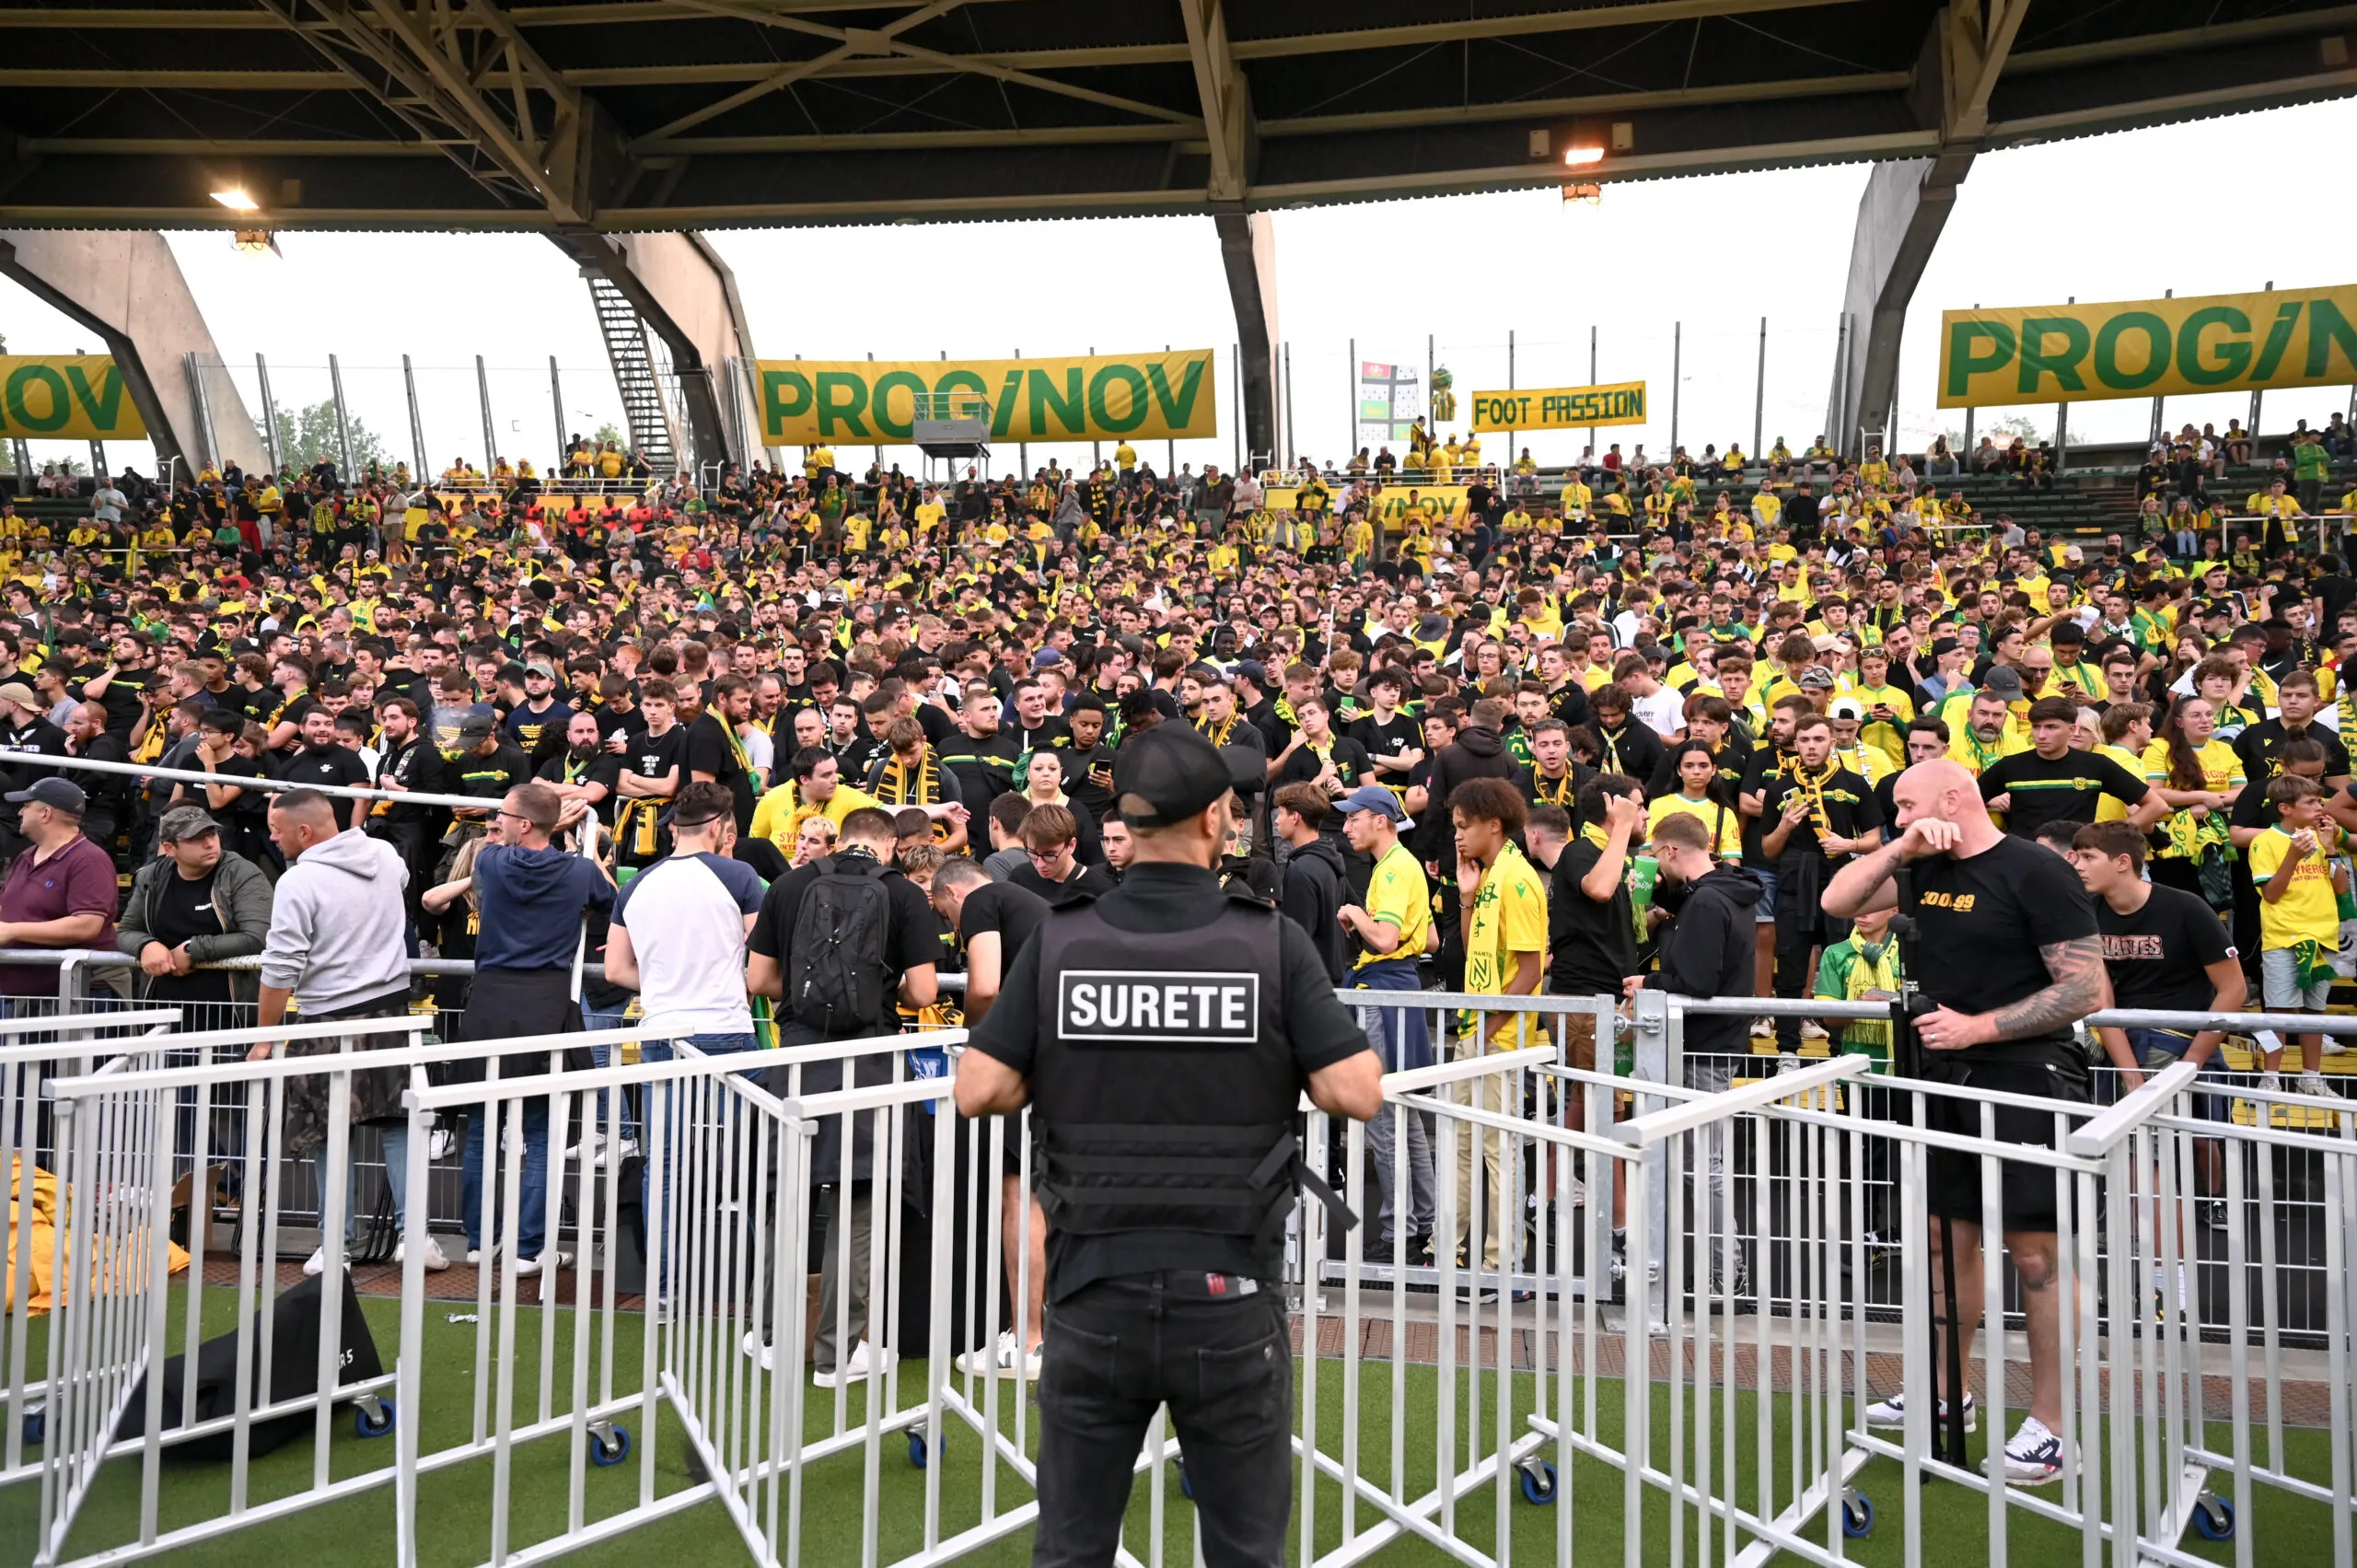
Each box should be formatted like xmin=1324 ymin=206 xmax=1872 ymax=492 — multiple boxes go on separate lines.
xmin=0 ymin=836 xmax=120 ymax=996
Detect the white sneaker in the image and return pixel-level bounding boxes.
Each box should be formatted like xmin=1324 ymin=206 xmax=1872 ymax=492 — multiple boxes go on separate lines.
xmin=428 ymin=1124 xmax=457 ymax=1161
xmin=564 ymin=1131 xmax=604 ymax=1164
xmin=395 ymin=1237 xmax=451 ymax=1272
xmin=302 ymin=1246 xmax=337 ymax=1277
xmin=598 ymin=1137 xmax=640 ymax=1169
xmin=2298 ymin=1071 xmax=2333 ymax=1098
xmin=1799 ymin=1020 xmax=1830 ymax=1041
xmin=812 ymin=1340 xmax=896 ymax=1388
xmin=742 ymin=1330 xmax=774 ymax=1372
xmin=512 ymin=1250 xmax=572 ymax=1278
xmin=1749 ymin=1018 xmax=1772 ymax=1040
xmin=956 ymin=1330 xmax=1042 ymax=1380
xmin=465 ymin=1248 xmax=485 ymax=1266
xmin=1864 ymin=1391 xmax=1977 ymax=1434
xmin=1565 ymin=1178 xmax=1588 ymax=1207
xmin=2001 ymin=1416 xmax=2064 ymax=1484
xmin=1776 ymin=1052 xmax=1803 ymax=1076
xmin=2322 ymin=1039 xmax=2349 ymax=1055
xmin=2256 ymin=1071 xmax=2283 ymax=1097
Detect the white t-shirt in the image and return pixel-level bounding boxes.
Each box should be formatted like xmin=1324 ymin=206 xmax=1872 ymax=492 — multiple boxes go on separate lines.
xmin=1631 ymin=687 xmax=1686 ymax=738
xmin=611 ymin=851 xmax=765 ymax=1037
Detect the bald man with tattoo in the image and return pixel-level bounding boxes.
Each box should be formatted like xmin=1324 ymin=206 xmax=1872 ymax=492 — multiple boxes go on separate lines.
xmin=1823 ymin=758 xmax=2110 ymax=1487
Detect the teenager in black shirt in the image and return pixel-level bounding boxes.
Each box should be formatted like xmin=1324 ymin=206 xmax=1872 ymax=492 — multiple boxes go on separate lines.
xmin=1977 ymin=696 xmax=2158 ymax=842
xmin=2070 ymin=819 xmax=2241 ymax=1222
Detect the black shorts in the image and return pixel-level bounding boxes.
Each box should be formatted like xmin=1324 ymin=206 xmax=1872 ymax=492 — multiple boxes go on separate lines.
xmin=1920 ymin=1042 xmax=2092 ymax=1232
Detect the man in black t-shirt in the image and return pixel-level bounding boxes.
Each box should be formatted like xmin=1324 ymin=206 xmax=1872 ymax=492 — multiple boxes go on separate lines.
xmin=1547 ymin=774 xmax=1642 ymax=1233
xmin=686 ymin=674 xmax=756 ymax=832
xmin=1758 ymin=713 xmax=1881 ymax=1059
xmin=2070 ymin=819 xmax=2242 ymax=1141
xmin=2232 ymin=671 xmax=2350 ymax=789
xmin=1978 ymin=696 xmax=2158 ymax=842
xmin=538 ymin=710 xmax=621 ymax=828
xmin=928 ymin=855 xmax=1052 ymax=1377
xmin=744 ymin=807 xmax=938 ymax=1386
xmin=1824 ymin=757 xmax=2107 ymax=1488
xmin=273 ymin=706 xmax=372 ymax=830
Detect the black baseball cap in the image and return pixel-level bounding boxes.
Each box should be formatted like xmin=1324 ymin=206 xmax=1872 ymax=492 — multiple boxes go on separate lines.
xmin=1112 ymin=725 xmax=1266 ymax=829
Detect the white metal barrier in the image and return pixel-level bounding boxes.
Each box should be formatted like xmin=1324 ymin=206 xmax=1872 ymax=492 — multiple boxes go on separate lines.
xmin=9 ymin=989 xmax=2354 ymax=1568
xmin=25 ymin=1016 xmax=718 ymax=1568
xmin=3 ymin=1008 xmax=181 ymax=1491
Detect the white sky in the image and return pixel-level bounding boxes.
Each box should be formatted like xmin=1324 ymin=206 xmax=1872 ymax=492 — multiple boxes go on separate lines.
xmin=6 ymin=96 xmax=2353 ymax=479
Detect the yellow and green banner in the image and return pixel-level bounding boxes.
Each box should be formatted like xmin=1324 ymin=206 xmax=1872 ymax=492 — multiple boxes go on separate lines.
xmin=1467 ymin=380 xmax=1646 ymax=433
xmin=0 ymin=355 xmax=145 ymax=440
xmin=1938 ymin=285 xmax=2357 ymax=407
xmin=755 ymin=349 xmax=1217 ymax=446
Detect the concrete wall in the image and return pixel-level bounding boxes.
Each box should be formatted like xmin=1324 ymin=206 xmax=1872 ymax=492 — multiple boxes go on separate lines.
xmin=0 ymin=229 xmax=265 ymax=476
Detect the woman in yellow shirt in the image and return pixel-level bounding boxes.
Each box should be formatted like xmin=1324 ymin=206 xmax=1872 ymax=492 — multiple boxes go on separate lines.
xmin=2141 ymin=697 xmax=2245 ymax=902
xmin=1645 ymin=741 xmax=1744 ymax=860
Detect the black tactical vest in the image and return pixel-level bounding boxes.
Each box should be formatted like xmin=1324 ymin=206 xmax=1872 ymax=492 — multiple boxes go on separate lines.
xmin=1028 ymin=889 xmax=1319 ymax=1243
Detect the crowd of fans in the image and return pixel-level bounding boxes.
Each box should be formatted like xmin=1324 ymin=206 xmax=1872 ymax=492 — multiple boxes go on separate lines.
xmin=0 ymin=396 xmax=2351 ymax=1342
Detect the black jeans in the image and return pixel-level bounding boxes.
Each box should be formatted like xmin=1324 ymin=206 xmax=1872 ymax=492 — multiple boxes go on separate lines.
xmin=1034 ymin=1272 xmax=1291 ymax=1568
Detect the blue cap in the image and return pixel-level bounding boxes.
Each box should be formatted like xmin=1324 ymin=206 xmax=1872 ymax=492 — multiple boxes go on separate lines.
xmin=1335 ymin=784 xmax=1411 ymax=828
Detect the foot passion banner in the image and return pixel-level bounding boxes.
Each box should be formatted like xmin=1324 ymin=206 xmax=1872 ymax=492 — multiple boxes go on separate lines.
xmin=755 ymin=350 xmax=1217 ymax=446
xmin=0 ymin=356 xmax=146 ymax=440
xmin=1467 ymin=381 xmax=1646 ymax=433
xmin=1938 ymin=285 xmax=2357 ymax=407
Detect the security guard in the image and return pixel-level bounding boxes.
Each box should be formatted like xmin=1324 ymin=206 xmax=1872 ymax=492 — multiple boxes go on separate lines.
xmin=956 ymin=724 xmax=1382 ymax=1567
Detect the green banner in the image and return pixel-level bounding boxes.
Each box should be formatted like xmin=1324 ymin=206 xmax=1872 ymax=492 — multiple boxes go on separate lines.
xmin=0 ymin=355 xmax=145 ymax=440
xmin=755 ymin=349 xmax=1217 ymax=446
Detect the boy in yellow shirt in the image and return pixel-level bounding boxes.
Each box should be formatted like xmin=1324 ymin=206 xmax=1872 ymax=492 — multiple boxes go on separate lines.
xmin=2248 ymin=774 xmax=2346 ymax=1097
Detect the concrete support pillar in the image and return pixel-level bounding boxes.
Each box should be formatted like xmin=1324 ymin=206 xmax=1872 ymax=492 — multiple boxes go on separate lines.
xmin=0 ymin=229 xmax=264 ymax=476
xmin=1213 ymin=209 xmax=1280 ymax=469
xmin=1821 ymin=153 xmax=1971 ymax=460
xmin=551 ymin=229 xmax=767 ymax=471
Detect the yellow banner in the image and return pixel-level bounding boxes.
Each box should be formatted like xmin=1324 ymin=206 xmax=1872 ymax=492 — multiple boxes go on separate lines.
xmin=754 ymin=350 xmax=1217 ymax=446
xmin=1266 ymin=484 xmax=1472 ymax=525
xmin=0 ymin=356 xmax=146 ymax=440
xmin=1468 ymin=380 xmax=1646 ymax=433
xmin=1939 ymin=286 xmax=2357 ymax=407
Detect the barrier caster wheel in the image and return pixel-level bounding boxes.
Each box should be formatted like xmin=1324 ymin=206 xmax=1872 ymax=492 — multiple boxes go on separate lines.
xmin=1841 ymin=1493 xmax=1875 ymax=1539
xmin=907 ymin=1432 xmax=939 ymax=1469
xmin=590 ymin=1425 xmax=631 ymax=1467
xmin=354 ymin=1399 xmax=395 ymax=1439
xmin=2192 ymin=1496 xmax=2234 ymax=1541
xmin=1517 ymin=1459 xmax=1558 ymax=1504
xmin=23 ymin=1411 xmax=44 ymax=1446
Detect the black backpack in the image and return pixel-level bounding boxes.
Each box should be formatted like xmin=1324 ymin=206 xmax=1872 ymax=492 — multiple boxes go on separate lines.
xmin=786 ymin=854 xmax=894 ymax=1031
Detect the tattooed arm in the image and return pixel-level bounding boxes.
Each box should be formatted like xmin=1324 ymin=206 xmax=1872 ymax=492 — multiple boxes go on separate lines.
xmin=1915 ymin=935 xmax=2111 ymax=1052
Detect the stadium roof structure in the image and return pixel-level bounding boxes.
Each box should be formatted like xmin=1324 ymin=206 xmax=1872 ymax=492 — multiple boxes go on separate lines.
xmin=1 ymin=0 xmax=2352 ymax=471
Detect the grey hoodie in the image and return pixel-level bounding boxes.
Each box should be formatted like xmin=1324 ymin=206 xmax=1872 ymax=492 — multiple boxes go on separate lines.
xmin=259 ymin=828 xmax=412 ymax=1014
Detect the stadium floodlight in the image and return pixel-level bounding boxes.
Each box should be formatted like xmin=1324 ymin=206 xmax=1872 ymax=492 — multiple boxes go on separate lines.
xmin=210 ymin=187 xmax=259 ymax=211
xmin=1562 ymin=146 xmax=1605 ymax=167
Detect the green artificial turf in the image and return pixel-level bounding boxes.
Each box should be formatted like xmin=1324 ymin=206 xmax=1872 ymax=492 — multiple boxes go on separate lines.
xmin=0 ymin=1286 xmax=2342 ymax=1566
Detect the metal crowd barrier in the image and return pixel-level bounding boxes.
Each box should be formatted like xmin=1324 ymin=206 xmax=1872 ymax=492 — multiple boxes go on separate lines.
xmin=5 ymin=988 xmax=2352 ymax=1568
xmin=23 ymin=1017 xmax=696 ymax=1568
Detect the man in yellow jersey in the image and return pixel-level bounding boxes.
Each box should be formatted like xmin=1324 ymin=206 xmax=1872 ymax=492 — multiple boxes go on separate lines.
xmin=1337 ymin=785 xmax=1435 ymax=1251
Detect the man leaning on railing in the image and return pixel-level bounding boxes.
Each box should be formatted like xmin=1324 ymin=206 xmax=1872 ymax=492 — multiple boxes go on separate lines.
xmin=117 ymin=806 xmax=273 ymax=1032
xmin=0 ymin=776 xmax=122 ymax=1012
